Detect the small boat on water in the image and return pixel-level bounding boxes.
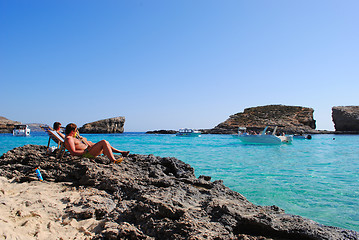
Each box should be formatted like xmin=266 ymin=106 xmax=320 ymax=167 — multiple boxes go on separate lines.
xmin=237 ymin=126 xmax=292 ymax=144
xmin=13 ymin=124 xmax=30 ymax=136
xmin=176 ymin=128 xmax=201 ymax=137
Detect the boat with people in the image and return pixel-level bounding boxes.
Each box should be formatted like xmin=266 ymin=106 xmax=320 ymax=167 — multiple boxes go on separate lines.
xmin=237 ymin=126 xmax=292 ymax=144
xmin=176 ymin=128 xmax=201 ymax=137
xmin=13 ymin=124 xmax=31 ymax=136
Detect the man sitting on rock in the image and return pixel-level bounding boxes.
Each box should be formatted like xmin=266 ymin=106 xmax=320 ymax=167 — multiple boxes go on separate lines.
xmin=64 ymin=123 xmax=129 ymax=163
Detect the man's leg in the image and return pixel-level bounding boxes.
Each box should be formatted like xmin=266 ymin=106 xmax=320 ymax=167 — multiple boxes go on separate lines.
xmin=89 ymin=140 xmax=117 ymax=162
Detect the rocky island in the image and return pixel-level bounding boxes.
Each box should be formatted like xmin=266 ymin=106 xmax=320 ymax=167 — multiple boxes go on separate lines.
xmin=146 ymin=130 xmax=178 ymax=134
xmin=0 ymin=145 xmax=358 ymax=239
xmin=148 ymin=105 xmax=318 ymax=135
xmin=79 ymin=117 xmax=125 ymax=134
xmin=205 ymin=105 xmax=317 ymax=134
xmin=332 ymin=106 xmax=359 ymax=133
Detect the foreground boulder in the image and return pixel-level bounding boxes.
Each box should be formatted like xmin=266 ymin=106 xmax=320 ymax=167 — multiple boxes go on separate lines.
xmin=206 ymin=105 xmax=317 ymax=134
xmin=79 ymin=117 xmax=125 ymax=133
xmin=332 ymin=106 xmax=359 ymax=132
xmin=1 ymin=145 xmax=358 ymax=240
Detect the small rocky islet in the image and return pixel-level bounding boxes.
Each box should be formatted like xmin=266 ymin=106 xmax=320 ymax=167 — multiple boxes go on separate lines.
xmin=203 ymin=105 xmax=316 ymax=134
xmin=1 ymin=145 xmax=358 ymax=239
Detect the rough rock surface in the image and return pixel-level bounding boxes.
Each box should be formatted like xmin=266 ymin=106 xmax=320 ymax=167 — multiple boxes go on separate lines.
xmin=1 ymin=145 xmax=358 ymax=240
xmin=79 ymin=117 xmax=125 ymax=133
xmin=0 ymin=116 xmax=21 ymax=133
xmin=332 ymin=106 xmax=359 ymax=132
xmin=206 ymin=105 xmax=317 ymax=134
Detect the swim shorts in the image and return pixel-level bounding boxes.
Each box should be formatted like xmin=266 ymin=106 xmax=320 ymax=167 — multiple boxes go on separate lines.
xmin=82 ymin=149 xmax=95 ymax=159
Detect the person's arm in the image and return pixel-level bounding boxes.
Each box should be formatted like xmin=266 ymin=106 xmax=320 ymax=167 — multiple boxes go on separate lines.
xmin=77 ymin=133 xmax=96 ymax=147
xmin=65 ymin=137 xmax=85 ymax=156
xmin=57 ymin=131 xmax=65 ymax=139
xmin=78 ymin=136 xmax=94 ymax=147
xmin=85 ymin=139 xmax=95 ymax=147
xmin=76 ymin=131 xmax=93 ymax=146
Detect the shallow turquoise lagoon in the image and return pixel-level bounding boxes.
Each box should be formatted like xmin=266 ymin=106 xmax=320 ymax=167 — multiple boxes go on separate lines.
xmin=1 ymin=132 xmax=358 ymax=231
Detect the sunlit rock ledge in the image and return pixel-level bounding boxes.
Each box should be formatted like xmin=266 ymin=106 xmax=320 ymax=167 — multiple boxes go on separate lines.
xmin=1 ymin=145 xmax=358 ymax=240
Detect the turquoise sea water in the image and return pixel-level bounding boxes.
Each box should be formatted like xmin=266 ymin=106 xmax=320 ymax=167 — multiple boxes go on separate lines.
xmin=0 ymin=132 xmax=358 ymax=232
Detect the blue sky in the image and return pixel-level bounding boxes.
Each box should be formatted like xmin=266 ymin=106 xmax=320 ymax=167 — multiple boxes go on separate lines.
xmin=1 ymin=0 xmax=358 ymax=131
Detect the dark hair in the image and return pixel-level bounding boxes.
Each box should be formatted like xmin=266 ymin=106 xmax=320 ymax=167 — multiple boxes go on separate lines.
xmin=53 ymin=122 xmax=61 ymax=131
xmin=65 ymin=123 xmax=77 ymax=135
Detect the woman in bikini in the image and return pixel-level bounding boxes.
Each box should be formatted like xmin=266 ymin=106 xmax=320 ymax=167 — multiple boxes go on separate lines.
xmin=64 ymin=123 xmax=129 ymax=163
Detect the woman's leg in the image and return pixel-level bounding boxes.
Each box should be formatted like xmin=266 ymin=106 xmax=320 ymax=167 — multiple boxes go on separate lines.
xmin=88 ymin=140 xmax=117 ymax=162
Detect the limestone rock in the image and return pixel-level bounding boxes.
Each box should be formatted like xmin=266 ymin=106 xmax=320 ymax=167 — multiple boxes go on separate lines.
xmin=208 ymin=105 xmax=317 ymax=134
xmin=79 ymin=117 xmax=125 ymax=133
xmin=1 ymin=145 xmax=358 ymax=240
xmin=332 ymin=106 xmax=359 ymax=132
xmin=146 ymin=130 xmax=178 ymax=134
xmin=0 ymin=116 xmax=21 ymax=133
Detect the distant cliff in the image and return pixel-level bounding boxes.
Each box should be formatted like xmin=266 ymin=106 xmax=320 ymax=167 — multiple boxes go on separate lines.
xmin=206 ymin=105 xmax=316 ymax=134
xmin=332 ymin=106 xmax=359 ymax=132
xmin=79 ymin=117 xmax=125 ymax=133
xmin=0 ymin=116 xmax=21 ymax=133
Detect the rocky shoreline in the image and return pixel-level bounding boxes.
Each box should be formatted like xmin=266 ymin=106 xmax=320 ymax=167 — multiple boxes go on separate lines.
xmin=0 ymin=145 xmax=358 ymax=239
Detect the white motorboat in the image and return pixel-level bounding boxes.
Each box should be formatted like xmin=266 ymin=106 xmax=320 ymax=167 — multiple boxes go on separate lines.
xmin=13 ymin=124 xmax=31 ymax=136
xmin=238 ymin=126 xmax=292 ymax=144
xmin=176 ymin=128 xmax=201 ymax=137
